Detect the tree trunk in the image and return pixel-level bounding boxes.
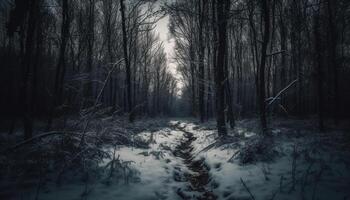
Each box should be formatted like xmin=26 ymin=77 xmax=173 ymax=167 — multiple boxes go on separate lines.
xmin=225 ymin=32 xmax=235 ymax=128
xmin=120 ymin=0 xmax=134 ymax=122
xmin=198 ymin=0 xmax=206 ymax=122
xmin=47 ymin=0 xmax=70 ymax=130
xmin=258 ymin=0 xmax=270 ymax=134
xmin=215 ymin=0 xmax=229 ymax=136
xmin=21 ymin=0 xmax=38 ymax=139
xmin=189 ymin=41 xmax=197 ymax=117
xmin=327 ymin=0 xmax=339 ymax=124
xmin=314 ymin=12 xmax=324 ymax=132
xmin=278 ymin=1 xmax=287 ymax=111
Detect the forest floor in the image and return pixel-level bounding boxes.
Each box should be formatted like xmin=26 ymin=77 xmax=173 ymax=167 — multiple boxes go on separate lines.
xmin=1 ymin=117 xmax=350 ymax=200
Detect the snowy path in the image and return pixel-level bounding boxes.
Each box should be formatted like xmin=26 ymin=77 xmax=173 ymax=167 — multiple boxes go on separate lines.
xmin=172 ymin=125 xmax=216 ymax=200
xmin=34 ymin=119 xmax=350 ymax=200
xmin=36 ymin=120 xmax=219 ymax=200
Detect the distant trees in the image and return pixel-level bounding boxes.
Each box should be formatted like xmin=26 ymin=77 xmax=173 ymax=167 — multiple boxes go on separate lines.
xmin=1 ymin=0 xmax=350 ymax=138
xmin=0 ymin=0 xmax=177 ymax=139
xmin=168 ymin=0 xmax=350 ymax=133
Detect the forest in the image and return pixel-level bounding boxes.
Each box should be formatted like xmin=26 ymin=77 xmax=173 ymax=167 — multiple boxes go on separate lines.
xmin=0 ymin=0 xmax=349 ymax=199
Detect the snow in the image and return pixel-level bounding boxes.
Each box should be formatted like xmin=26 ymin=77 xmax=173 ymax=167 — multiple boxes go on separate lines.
xmin=38 ymin=123 xmax=188 ymax=200
xmin=185 ymin=119 xmax=350 ymax=200
xmin=6 ymin=118 xmax=350 ymax=200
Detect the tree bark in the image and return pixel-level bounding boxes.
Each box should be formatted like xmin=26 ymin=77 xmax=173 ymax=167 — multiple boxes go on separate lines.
xmin=198 ymin=0 xmax=206 ymax=122
xmin=215 ymin=0 xmax=230 ymax=136
xmin=314 ymin=12 xmax=324 ymax=132
xmin=120 ymin=0 xmax=134 ymax=122
xmin=84 ymin=0 xmax=95 ymax=108
xmin=327 ymin=0 xmax=339 ymax=124
xmin=47 ymin=0 xmax=70 ymax=130
xmin=258 ymin=0 xmax=270 ymax=134
xmin=21 ymin=0 xmax=39 ymax=139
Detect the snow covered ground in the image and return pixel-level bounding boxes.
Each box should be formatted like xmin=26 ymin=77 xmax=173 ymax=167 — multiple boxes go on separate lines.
xmin=2 ymin=118 xmax=350 ymax=200
xmin=186 ymin=119 xmax=350 ymax=200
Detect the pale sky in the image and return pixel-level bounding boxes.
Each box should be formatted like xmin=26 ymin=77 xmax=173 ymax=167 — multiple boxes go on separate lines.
xmin=154 ymin=15 xmax=176 ymax=75
xmin=154 ymin=13 xmax=183 ymax=93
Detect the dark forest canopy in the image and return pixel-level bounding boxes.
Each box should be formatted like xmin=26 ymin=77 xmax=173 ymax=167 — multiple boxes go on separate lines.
xmin=0 ymin=0 xmax=350 ymax=138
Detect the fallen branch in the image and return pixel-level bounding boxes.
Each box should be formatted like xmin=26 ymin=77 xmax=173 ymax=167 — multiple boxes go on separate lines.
xmin=5 ymin=131 xmax=78 ymax=152
xmin=267 ymin=79 xmax=298 ymax=107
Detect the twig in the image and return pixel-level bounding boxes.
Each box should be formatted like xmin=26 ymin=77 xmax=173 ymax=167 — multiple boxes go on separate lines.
xmin=227 ymin=150 xmax=240 ymax=162
xmin=35 ymin=150 xmax=45 ymax=200
xmin=260 ymin=163 xmax=270 ymax=181
xmin=301 ymin=161 xmax=314 ymax=199
xmin=109 ymin=145 xmax=119 ymax=178
xmin=56 ymin=147 xmax=92 ymax=184
xmin=278 ymin=104 xmax=289 ymax=115
xmin=280 ymin=175 xmax=284 ymax=192
xmin=269 ymin=189 xmax=279 ymax=200
xmin=240 ymin=178 xmax=256 ymax=200
xmin=290 ymin=144 xmax=298 ymax=192
xmin=195 ymin=142 xmax=218 ymax=155
xmin=312 ymin=165 xmax=325 ymax=200
xmin=94 ymin=59 xmax=124 ymax=107
xmin=267 ymin=50 xmax=287 ymax=57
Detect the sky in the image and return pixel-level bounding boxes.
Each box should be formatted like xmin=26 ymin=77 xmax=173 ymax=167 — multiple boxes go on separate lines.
xmin=154 ymin=14 xmax=183 ymax=94
xmin=154 ymin=15 xmax=176 ymax=74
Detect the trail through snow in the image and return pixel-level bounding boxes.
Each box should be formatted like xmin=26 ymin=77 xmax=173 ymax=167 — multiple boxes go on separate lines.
xmin=33 ymin=119 xmax=350 ymax=200
xmin=172 ymin=124 xmax=216 ymax=200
